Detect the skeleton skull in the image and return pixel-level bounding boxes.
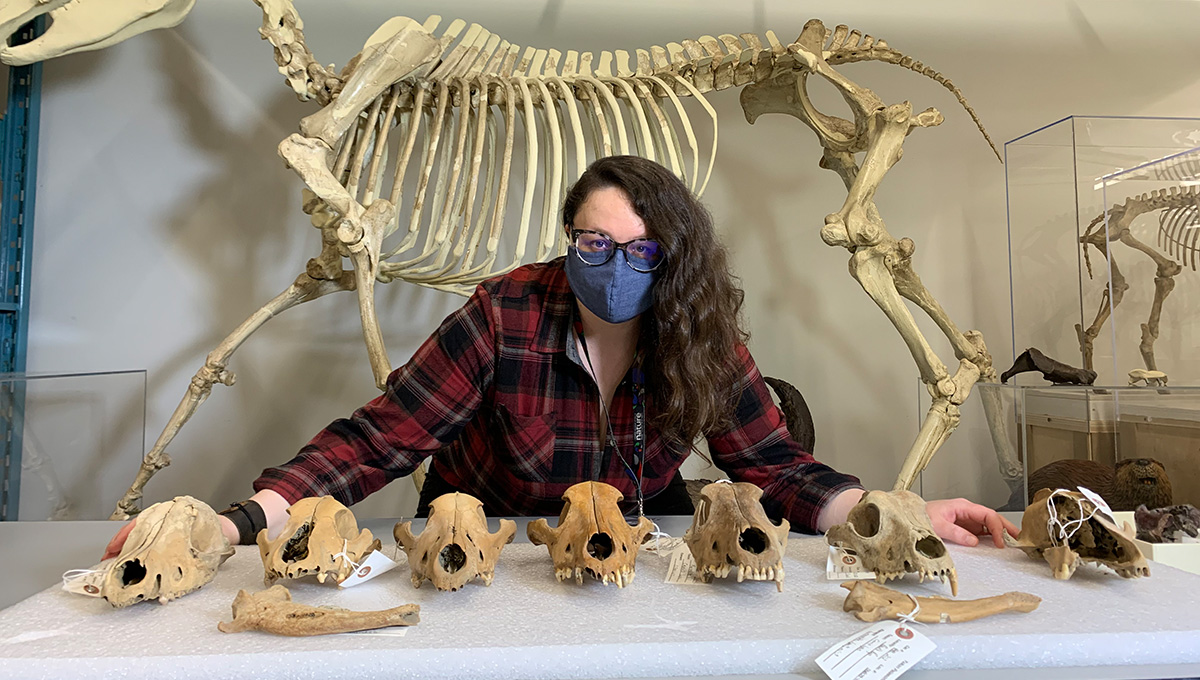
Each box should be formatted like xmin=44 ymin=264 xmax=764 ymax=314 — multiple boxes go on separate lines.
xmin=394 ymin=492 xmax=517 ymax=591
xmin=684 ymin=481 xmax=789 ymax=591
xmin=1013 ymin=488 xmax=1150 ymax=580
xmin=527 ymin=481 xmax=652 ymax=587
xmin=102 ymin=495 xmax=233 ymax=607
xmin=825 ymin=490 xmax=958 ymax=596
xmin=258 ymin=496 xmax=381 ymax=585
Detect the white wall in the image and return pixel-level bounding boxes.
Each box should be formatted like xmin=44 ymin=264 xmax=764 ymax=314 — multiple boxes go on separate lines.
xmin=24 ymin=0 xmax=1200 ymax=518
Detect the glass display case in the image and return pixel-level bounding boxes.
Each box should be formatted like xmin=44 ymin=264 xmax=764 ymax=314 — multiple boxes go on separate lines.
xmin=1005 ymin=115 xmax=1200 ymax=388
xmin=0 ymin=370 xmax=146 ymax=521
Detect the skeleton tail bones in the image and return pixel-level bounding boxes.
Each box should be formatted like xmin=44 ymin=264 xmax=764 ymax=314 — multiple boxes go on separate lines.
xmin=20 ymin=2 xmax=1003 ymax=516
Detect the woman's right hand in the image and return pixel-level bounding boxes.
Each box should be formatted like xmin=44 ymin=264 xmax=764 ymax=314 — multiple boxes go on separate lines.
xmin=102 ymin=520 xmax=136 ymax=561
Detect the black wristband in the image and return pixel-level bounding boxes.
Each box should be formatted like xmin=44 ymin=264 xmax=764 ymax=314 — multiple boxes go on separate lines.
xmin=218 ymin=500 xmax=267 ymax=545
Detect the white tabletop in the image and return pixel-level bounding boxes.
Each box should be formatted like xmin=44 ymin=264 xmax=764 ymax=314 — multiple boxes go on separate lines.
xmin=1 ymin=517 xmax=1199 ymax=679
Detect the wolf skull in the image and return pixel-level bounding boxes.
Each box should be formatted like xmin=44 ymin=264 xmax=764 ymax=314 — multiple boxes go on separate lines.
xmin=527 ymin=481 xmax=652 ymax=587
xmin=684 ymin=481 xmax=789 ymax=591
xmin=394 ymin=492 xmax=516 ymax=591
xmin=258 ymin=496 xmax=380 ymax=585
xmin=825 ymin=490 xmax=958 ymax=596
xmin=102 ymin=495 xmax=233 ymax=607
xmin=1013 ymin=488 xmax=1150 ymax=580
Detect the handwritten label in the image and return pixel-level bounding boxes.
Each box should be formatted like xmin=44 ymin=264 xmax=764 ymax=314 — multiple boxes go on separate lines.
xmin=827 ymin=545 xmax=877 ymax=581
xmin=816 ymin=621 xmax=935 ymax=680
xmin=664 ymin=545 xmax=706 ymax=585
xmin=337 ymin=549 xmax=400 ymax=588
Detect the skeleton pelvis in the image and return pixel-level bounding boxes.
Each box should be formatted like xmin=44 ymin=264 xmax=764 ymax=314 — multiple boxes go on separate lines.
xmin=527 ymin=481 xmax=652 ymax=587
xmin=394 ymin=492 xmax=516 ymax=591
xmin=102 ymin=495 xmax=233 ymax=608
xmin=258 ymin=496 xmax=380 ymax=586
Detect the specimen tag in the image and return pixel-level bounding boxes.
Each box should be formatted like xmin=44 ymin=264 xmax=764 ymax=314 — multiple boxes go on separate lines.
xmin=816 ymin=621 xmax=935 ymax=680
xmin=664 ymin=545 xmax=706 ymax=585
xmin=826 ymin=545 xmax=876 ymax=581
xmin=337 ymin=549 xmax=400 ymax=588
xmin=61 ymin=560 xmax=113 ymax=598
xmin=642 ymin=536 xmax=685 ymax=555
xmin=1078 ymin=486 xmax=1115 ymax=523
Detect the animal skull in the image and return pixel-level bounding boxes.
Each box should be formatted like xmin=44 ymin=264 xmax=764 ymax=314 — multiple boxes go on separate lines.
xmin=258 ymin=496 xmax=381 ymax=585
xmin=102 ymin=495 xmax=233 ymax=607
xmin=684 ymin=481 xmax=789 ymax=591
xmin=1013 ymin=488 xmax=1150 ymax=579
xmin=527 ymin=481 xmax=653 ymax=587
xmin=825 ymin=490 xmax=958 ymax=596
xmin=394 ymin=492 xmax=517 ymax=591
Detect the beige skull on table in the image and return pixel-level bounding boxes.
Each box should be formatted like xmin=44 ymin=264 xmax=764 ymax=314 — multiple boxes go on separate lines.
xmin=102 ymin=495 xmax=233 ymax=607
xmin=394 ymin=492 xmax=517 ymax=591
xmin=258 ymin=496 xmax=380 ymax=585
xmin=825 ymin=489 xmax=958 ymax=596
xmin=1013 ymin=488 xmax=1149 ymax=580
xmin=684 ymin=481 xmax=789 ymax=591
xmin=528 ymin=481 xmax=653 ymax=587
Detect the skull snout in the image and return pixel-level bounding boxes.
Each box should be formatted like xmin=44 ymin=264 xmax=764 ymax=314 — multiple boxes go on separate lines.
xmin=850 ymin=503 xmax=880 ymax=537
xmin=587 ymin=532 xmax=614 ymax=559
xmin=916 ymin=536 xmax=946 ymax=559
xmin=438 ymin=544 xmax=467 ymax=574
xmin=738 ymin=527 xmax=769 ymax=554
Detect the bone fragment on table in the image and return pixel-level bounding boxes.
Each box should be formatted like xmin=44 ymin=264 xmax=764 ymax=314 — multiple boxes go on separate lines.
xmin=841 ymin=581 xmax=1040 ymax=624
xmin=218 ymin=585 xmax=419 ymax=636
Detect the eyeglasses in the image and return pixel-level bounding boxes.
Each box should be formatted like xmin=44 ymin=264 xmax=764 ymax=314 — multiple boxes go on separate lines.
xmin=570 ymin=229 xmax=666 ymax=272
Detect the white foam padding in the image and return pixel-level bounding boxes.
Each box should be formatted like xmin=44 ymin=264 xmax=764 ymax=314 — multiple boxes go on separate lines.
xmin=3 ymin=531 xmax=1200 ymax=678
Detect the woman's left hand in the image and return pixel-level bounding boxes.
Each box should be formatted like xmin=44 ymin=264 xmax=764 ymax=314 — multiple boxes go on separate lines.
xmin=925 ymin=498 xmax=1020 ymax=548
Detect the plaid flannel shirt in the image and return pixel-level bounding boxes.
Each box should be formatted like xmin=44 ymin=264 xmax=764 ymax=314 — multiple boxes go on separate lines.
xmin=254 ymin=258 xmax=861 ymax=532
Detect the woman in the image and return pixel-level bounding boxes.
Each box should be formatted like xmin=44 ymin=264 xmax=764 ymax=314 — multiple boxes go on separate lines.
xmin=108 ymin=155 xmax=1015 ymax=555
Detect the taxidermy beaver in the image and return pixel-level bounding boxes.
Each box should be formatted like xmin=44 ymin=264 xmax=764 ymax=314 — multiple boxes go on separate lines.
xmin=1003 ymin=458 xmax=1173 ymax=511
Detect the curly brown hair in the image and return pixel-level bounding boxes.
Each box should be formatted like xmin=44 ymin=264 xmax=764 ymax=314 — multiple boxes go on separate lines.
xmin=562 ymin=156 xmax=749 ymax=449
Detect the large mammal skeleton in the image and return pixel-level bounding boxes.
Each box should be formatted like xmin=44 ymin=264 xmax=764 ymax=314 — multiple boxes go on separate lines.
xmin=0 ymin=0 xmax=1020 ymax=517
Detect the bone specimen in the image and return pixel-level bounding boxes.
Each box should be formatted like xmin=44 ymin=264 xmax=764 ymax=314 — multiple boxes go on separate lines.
xmin=1000 ymin=347 xmax=1096 ymax=385
xmin=101 ymin=495 xmax=233 ymax=607
xmin=840 ymin=581 xmax=1040 ymax=624
xmin=1013 ymin=488 xmax=1150 ymax=580
xmin=826 ymin=490 xmax=958 ymax=596
xmin=394 ymin=492 xmax=516 ymax=591
xmin=258 ymin=496 xmax=381 ymax=585
xmin=684 ymin=481 xmax=788 ymax=591
xmin=1135 ymin=503 xmax=1200 ymax=543
xmin=1076 ymin=185 xmax=1200 ymax=379
xmin=218 ymin=584 xmax=419 ymax=636
xmin=1128 ymin=368 xmax=1168 ymax=387
xmin=0 ymin=0 xmax=195 ymax=66
xmin=9 ymin=2 xmax=1013 ymax=518
xmin=528 ymin=481 xmax=653 ymax=587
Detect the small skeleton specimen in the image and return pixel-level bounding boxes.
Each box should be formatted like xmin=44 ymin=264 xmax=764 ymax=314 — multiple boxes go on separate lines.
xmin=101 ymin=495 xmax=234 ymax=607
xmin=684 ymin=481 xmax=788 ymax=591
xmin=840 ymin=581 xmax=1040 ymax=624
xmin=394 ymin=492 xmax=516 ymax=591
xmin=826 ymin=490 xmax=958 ymax=596
xmin=217 ymin=584 xmax=419 ymax=636
xmin=1013 ymin=488 xmax=1150 ymax=580
xmin=1076 ymin=184 xmax=1200 ymax=381
xmin=1128 ymin=368 xmax=1168 ymax=387
xmin=1000 ymin=347 xmax=1096 ymax=385
xmin=1135 ymin=503 xmax=1200 ymax=543
xmin=528 ymin=481 xmax=653 ymax=587
xmin=0 ymin=1 xmax=1016 ymax=515
xmin=258 ymin=496 xmax=381 ymax=585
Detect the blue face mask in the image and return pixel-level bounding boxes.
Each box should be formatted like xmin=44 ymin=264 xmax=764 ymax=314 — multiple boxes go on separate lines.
xmin=565 ymin=247 xmax=658 ymax=324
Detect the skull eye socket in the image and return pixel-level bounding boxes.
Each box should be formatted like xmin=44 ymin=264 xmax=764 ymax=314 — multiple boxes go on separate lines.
xmin=738 ymin=527 xmax=769 ymax=554
xmin=439 ymin=544 xmax=467 ymax=573
xmin=586 ymin=532 xmax=614 ymax=560
xmin=119 ymin=559 xmax=147 ymax=586
xmin=916 ymin=535 xmax=946 ymax=559
xmin=281 ymin=523 xmax=312 ymax=562
xmin=850 ymin=503 xmax=881 ymax=537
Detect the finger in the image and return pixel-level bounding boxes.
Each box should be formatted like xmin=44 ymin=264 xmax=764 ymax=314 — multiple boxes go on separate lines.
xmin=982 ymin=513 xmax=1009 ymax=549
xmin=102 ymin=520 xmax=135 ymax=561
xmin=938 ymin=521 xmax=979 ymax=547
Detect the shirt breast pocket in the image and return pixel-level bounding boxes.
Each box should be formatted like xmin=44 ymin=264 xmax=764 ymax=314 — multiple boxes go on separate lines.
xmin=492 ymin=403 xmax=558 ymax=483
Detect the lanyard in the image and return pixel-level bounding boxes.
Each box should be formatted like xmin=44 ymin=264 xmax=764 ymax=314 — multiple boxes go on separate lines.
xmin=577 ymin=324 xmax=646 ymax=518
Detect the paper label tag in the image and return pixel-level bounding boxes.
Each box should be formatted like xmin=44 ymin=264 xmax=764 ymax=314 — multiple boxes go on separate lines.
xmin=816 ymin=621 xmax=936 ymax=680
xmin=642 ymin=536 xmax=685 ymax=555
xmin=827 ymin=546 xmax=877 ymax=581
xmin=337 ymin=549 xmax=400 ymax=588
xmin=1078 ymin=486 xmax=1115 ymax=523
xmin=664 ymin=545 xmax=706 ymax=585
xmin=61 ymin=560 xmax=113 ymax=598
